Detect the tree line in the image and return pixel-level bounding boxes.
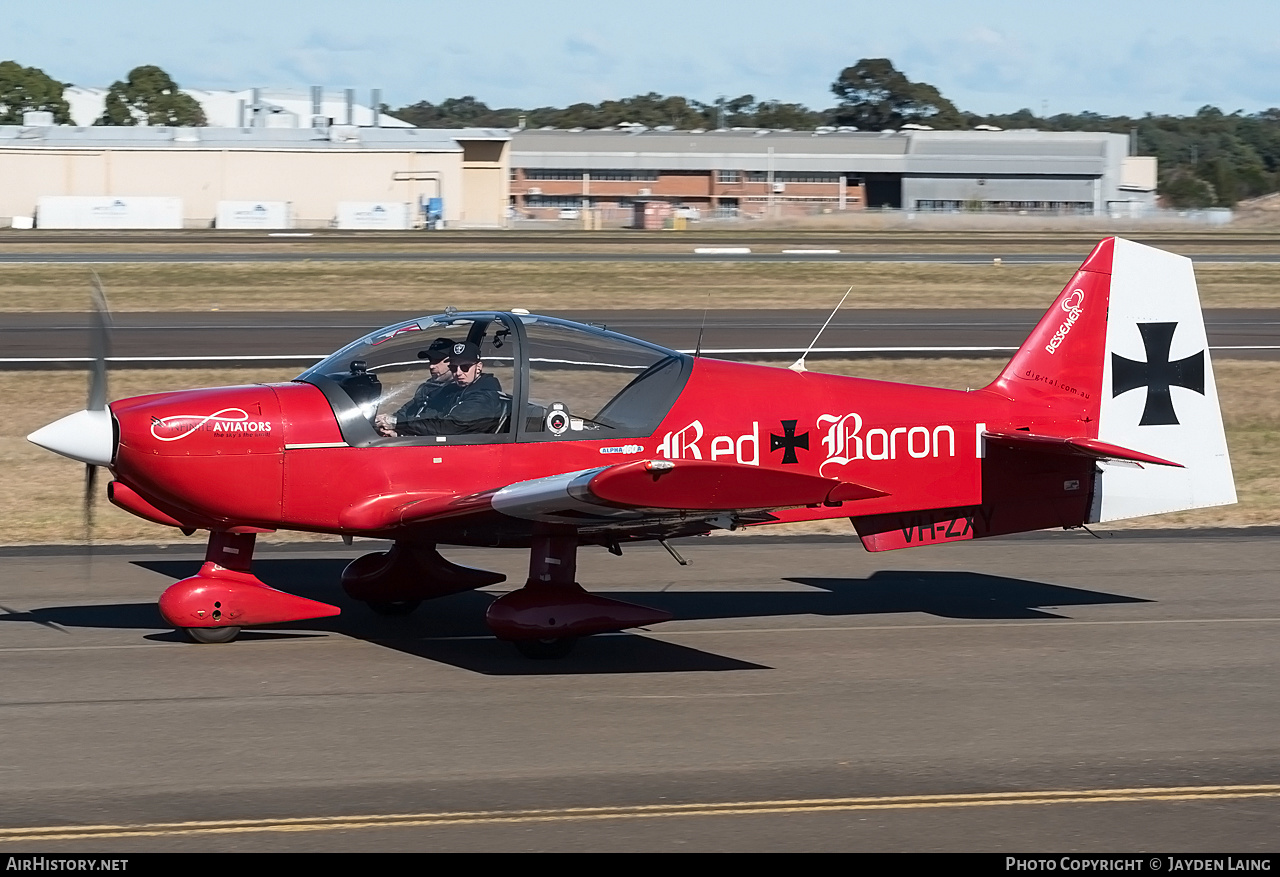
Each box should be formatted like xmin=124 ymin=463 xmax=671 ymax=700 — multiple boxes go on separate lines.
xmin=2 ymin=58 xmax=1276 ymax=208
xmin=0 ymin=61 xmax=204 ymax=127
xmin=393 ymin=59 xmax=1280 ymax=210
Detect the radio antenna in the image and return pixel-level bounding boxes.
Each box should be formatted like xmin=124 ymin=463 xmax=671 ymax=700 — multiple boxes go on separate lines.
xmin=790 ymin=286 xmax=852 ymax=373
xmin=694 ymin=290 xmax=711 ymax=358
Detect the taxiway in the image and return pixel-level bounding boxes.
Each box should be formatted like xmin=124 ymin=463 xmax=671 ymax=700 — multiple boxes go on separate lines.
xmin=1 ymin=531 xmax=1277 ymax=851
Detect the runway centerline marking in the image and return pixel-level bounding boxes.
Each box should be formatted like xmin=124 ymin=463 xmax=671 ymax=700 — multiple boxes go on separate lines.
xmin=2 ymin=784 xmax=1277 ymax=842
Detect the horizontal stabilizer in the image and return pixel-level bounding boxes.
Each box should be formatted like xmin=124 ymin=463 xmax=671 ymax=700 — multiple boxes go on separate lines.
xmin=983 ymin=430 xmax=1183 ymax=468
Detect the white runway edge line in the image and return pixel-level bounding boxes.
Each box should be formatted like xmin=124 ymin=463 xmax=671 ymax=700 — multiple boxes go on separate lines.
xmin=693 ymin=247 xmax=752 ymax=254
xmin=677 ymin=346 xmax=1019 ymax=355
xmin=781 ymin=249 xmax=842 ymax=254
xmin=1 ymin=785 xmax=1278 ymax=842
xmin=0 ymin=355 xmax=329 ymax=364
xmin=8 ymin=346 xmax=1280 ymax=367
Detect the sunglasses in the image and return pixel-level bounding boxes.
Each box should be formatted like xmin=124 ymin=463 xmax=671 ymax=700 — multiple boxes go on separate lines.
xmin=448 ymin=361 xmax=479 ymax=371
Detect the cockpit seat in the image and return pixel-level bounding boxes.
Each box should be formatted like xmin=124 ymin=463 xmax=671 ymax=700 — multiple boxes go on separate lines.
xmin=494 ymin=394 xmax=512 ymax=434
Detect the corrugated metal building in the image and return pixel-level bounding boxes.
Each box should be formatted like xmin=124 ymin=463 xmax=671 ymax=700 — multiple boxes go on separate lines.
xmin=0 ymin=123 xmax=510 ymax=228
xmin=62 ymin=86 xmax=413 ymax=130
xmin=510 ymin=128 xmax=1157 ymax=218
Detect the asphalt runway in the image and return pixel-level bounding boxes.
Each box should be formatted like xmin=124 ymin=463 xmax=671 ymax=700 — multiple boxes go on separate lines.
xmin=5 ymin=231 xmax=1280 ymax=247
xmin=1 ymin=531 xmax=1277 ymax=851
xmin=1 ymin=250 xmax=1278 ymax=264
xmin=5 ymin=308 xmax=1280 ymax=366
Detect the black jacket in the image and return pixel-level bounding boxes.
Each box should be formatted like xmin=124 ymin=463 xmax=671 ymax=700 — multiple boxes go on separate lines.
xmin=393 ymin=374 xmax=452 ymax=424
xmin=398 ymin=373 xmax=505 ymax=436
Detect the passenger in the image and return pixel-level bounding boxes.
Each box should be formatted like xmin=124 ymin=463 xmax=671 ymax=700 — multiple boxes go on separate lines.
xmin=396 ymin=341 xmax=505 ymax=436
xmin=374 ymin=337 xmax=456 ymax=437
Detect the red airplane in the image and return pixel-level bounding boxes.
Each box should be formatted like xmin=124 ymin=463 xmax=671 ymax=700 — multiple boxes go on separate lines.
xmin=28 ymin=237 xmax=1235 ymax=657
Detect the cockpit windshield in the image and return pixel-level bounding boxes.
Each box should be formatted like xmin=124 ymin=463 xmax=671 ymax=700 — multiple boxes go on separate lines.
xmin=296 ymin=312 xmax=689 ymax=445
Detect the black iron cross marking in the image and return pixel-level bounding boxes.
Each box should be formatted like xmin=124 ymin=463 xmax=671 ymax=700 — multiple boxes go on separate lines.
xmin=1112 ymin=322 xmax=1205 ymax=426
xmin=770 ymin=419 xmax=809 ymax=464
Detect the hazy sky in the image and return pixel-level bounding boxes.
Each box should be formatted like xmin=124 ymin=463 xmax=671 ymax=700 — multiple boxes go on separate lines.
xmin=5 ymin=0 xmax=1278 ymax=117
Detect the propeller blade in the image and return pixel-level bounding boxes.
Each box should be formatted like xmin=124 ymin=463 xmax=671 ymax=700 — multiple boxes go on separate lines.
xmin=87 ymin=271 xmax=112 ymax=412
xmin=84 ymin=463 xmax=98 ymax=541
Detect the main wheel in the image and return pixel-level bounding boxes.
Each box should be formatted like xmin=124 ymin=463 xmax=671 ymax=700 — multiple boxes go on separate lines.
xmin=366 ymin=600 xmax=422 ymax=616
xmin=185 ymin=626 xmax=241 ymax=644
xmin=513 ymin=637 xmax=577 ymax=659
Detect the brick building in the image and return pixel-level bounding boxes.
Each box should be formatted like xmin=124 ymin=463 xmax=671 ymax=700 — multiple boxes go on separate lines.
xmin=510 ymin=128 xmax=1157 ymax=220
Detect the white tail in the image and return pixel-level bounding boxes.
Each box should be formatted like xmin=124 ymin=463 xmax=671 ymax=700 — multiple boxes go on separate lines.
xmin=1092 ymin=238 xmax=1235 ymax=521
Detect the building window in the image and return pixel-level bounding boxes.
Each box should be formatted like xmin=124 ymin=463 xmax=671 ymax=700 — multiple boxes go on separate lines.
xmin=524 ymin=169 xmax=659 ymax=181
xmin=716 ymin=170 xmax=740 ymax=183
xmin=913 ymin=199 xmax=1094 ymax=214
xmin=742 ymin=195 xmax=849 ymax=203
xmin=744 ymin=171 xmax=843 ymax=183
xmin=525 ymin=195 xmax=595 ymax=208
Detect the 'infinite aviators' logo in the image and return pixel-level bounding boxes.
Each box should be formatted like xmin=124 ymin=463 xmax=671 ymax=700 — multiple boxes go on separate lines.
xmin=150 ymin=408 xmax=273 ymax=441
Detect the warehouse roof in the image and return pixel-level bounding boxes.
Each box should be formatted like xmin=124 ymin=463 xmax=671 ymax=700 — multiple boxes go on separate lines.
xmin=511 ymin=128 xmax=1123 ymax=176
xmin=0 ymin=125 xmax=510 ymax=151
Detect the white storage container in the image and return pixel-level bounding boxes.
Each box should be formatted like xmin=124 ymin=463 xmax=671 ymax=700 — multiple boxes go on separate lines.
xmin=36 ymin=196 xmax=183 ymax=229
xmin=215 ymin=201 xmax=292 ymax=229
xmin=335 ymin=201 xmax=412 ymax=230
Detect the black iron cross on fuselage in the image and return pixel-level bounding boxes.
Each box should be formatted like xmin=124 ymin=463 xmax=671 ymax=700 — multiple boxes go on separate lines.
xmin=770 ymin=419 xmax=809 ymax=464
xmin=1111 ymin=322 xmax=1205 ymax=426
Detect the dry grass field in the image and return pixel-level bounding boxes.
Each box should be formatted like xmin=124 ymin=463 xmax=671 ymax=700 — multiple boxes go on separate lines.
xmin=6 ymin=359 xmax=1277 ymax=545
xmin=2 ymin=260 xmax=1279 ymax=312
xmin=2 ymin=226 xmax=1278 ymax=253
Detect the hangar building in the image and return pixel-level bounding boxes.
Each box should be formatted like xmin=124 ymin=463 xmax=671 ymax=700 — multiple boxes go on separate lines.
xmin=510 ymin=128 xmax=1157 ymax=219
xmin=0 ymin=120 xmax=510 ymax=229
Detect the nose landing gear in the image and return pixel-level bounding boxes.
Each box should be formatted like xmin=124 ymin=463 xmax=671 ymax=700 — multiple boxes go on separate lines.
xmin=159 ymin=531 xmax=341 ymax=643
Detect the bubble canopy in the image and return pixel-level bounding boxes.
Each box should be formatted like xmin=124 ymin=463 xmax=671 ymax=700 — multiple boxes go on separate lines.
xmin=296 ymin=312 xmax=693 ymax=446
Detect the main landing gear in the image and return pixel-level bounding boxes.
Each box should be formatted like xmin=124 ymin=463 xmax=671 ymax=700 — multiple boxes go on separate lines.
xmin=158 ymin=531 xmax=340 ymax=643
xmin=160 ymin=531 xmax=671 ymax=659
xmin=344 ymin=533 xmax=670 ymax=658
xmin=485 ymin=530 xmax=672 ymax=659
xmin=341 ymin=542 xmax=506 ymax=612
xmin=366 ymin=600 xmax=422 ymax=617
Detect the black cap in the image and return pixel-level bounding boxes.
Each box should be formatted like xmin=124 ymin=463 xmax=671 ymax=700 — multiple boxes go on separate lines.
xmin=448 ymin=340 xmax=482 ymax=366
xmin=418 ymin=337 xmax=456 ymax=364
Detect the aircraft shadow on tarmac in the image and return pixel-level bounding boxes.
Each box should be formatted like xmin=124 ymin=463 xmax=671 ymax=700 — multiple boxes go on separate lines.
xmin=0 ymin=559 xmax=1151 ymax=676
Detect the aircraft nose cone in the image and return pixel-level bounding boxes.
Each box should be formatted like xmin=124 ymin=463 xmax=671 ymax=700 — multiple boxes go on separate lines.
xmin=28 ymin=409 xmax=116 ymax=466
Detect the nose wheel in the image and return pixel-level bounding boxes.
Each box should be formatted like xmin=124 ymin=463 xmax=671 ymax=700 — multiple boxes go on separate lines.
xmin=184 ymin=626 xmax=241 ymax=644
xmin=160 ymin=532 xmax=340 ymax=644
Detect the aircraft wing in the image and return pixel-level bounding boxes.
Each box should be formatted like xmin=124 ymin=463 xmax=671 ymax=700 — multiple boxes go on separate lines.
xmin=338 ymin=459 xmax=886 ymax=534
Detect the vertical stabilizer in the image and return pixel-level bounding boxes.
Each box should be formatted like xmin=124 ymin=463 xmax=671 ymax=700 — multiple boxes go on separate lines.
xmin=986 ymin=237 xmax=1235 ymax=523
xmin=1091 ymin=238 xmax=1235 ymax=521
xmin=986 ymin=237 xmax=1113 ymax=424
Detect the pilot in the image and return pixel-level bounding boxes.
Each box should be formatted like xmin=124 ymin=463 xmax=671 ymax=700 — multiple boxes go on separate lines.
xmin=395 ymin=341 xmax=505 ymax=436
xmin=374 ymin=337 xmax=456 ymax=437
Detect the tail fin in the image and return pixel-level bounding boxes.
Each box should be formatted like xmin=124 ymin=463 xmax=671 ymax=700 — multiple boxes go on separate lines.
xmin=987 ymin=237 xmax=1235 ymax=523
